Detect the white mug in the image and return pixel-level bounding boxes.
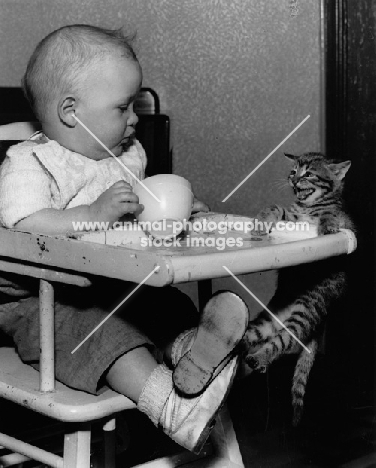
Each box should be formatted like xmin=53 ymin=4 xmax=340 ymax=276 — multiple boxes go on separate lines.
xmin=133 ymin=174 xmax=194 ymax=238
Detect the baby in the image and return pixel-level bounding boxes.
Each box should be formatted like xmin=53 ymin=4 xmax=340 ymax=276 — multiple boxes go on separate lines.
xmin=0 ymin=25 xmax=249 ymax=454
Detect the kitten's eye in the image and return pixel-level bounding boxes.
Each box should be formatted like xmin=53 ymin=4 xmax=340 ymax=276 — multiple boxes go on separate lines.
xmin=304 ymin=171 xmax=314 ymax=177
xmin=290 ymin=169 xmax=297 ymax=176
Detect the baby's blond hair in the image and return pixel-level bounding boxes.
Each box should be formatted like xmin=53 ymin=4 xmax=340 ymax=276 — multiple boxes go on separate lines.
xmin=22 ymin=24 xmax=137 ymax=122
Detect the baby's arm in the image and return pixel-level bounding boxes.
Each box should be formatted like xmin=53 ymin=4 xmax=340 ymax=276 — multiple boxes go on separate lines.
xmin=15 ymin=181 xmax=142 ymax=235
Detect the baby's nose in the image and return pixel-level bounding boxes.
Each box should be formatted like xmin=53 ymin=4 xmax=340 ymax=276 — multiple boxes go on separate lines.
xmin=128 ymin=109 xmax=139 ymax=126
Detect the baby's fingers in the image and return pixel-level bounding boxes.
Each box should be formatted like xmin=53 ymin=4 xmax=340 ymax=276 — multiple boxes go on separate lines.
xmin=119 ymin=202 xmax=144 ymax=215
xmin=115 ymin=191 xmax=144 ymax=215
xmin=116 ymin=191 xmax=140 ymax=204
xmin=111 ymin=180 xmax=132 ymax=191
xmin=192 ymin=199 xmax=210 ymax=213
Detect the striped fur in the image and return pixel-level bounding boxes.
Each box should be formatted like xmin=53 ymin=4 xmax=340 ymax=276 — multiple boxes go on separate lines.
xmin=242 ymin=152 xmax=353 ymax=425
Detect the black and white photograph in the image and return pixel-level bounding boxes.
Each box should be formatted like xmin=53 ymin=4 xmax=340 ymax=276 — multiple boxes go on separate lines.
xmin=0 ymin=1 xmax=374 ymax=467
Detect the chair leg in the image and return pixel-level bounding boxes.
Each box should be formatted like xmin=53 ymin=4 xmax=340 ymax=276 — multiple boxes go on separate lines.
xmin=39 ymin=279 xmax=55 ymax=392
xmin=103 ymin=417 xmax=116 ymax=468
xmin=63 ymin=424 xmax=91 ymax=468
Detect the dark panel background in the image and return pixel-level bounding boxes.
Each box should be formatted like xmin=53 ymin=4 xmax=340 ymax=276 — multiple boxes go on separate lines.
xmin=325 ymin=0 xmax=376 ymax=407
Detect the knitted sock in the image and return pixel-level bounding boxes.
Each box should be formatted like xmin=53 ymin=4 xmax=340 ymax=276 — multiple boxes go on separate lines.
xmin=137 ymin=364 xmax=173 ymax=426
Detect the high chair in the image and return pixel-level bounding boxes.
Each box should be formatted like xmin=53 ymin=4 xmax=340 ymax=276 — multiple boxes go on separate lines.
xmin=0 ymin=108 xmax=245 ymax=467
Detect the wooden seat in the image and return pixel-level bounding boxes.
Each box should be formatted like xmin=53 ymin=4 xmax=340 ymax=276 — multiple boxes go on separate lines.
xmin=0 ymin=348 xmax=135 ymax=468
xmin=0 ymin=346 xmax=243 ymax=468
xmin=0 ymin=347 xmax=135 ymax=423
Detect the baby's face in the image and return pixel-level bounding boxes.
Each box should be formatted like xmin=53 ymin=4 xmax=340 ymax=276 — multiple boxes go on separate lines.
xmin=75 ymin=55 xmax=142 ymax=159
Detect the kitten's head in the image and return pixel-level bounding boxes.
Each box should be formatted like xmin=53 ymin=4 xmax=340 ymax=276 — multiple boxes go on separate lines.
xmin=284 ymin=152 xmax=351 ymax=205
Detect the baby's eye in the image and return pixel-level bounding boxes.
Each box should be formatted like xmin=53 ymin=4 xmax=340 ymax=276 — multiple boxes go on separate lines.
xmin=119 ymin=105 xmax=129 ymax=113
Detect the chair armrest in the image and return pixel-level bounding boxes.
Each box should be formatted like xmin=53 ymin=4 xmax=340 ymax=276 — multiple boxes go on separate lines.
xmin=0 ymin=122 xmax=41 ymax=140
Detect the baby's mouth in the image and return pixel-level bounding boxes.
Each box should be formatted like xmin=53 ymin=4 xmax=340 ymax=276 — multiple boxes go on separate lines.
xmin=120 ymin=133 xmax=136 ymax=151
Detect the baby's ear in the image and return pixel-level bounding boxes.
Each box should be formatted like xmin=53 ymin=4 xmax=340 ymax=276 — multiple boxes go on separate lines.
xmin=58 ymin=96 xmax=77 ymax=127
xmin=284 ymin=153 xmax=298 ymax=161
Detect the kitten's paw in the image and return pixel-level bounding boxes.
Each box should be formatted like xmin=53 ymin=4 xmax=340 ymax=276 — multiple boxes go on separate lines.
xmin=252 ymin=214 xmax=276 ymax=236
xmin=318 ymin=226 xmax=339 ymax=235
xmin=318 ymin=219 xmax=340 ymax=235
xmin=245 ymin=354 xmax=268 ymax=373
xmin=250 ymin=228 xmax=268 ymax=237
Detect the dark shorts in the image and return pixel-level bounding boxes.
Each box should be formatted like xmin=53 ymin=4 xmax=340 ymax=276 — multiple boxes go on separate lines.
xmin=0 ymin=277 xmax=197 ymax=394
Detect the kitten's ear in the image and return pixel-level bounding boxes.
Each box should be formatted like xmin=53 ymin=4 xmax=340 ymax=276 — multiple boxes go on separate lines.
xmin=284 ymin=153 xmax=298 ymax=161
xmin=328 ymin=160 xmax=351 ymax=180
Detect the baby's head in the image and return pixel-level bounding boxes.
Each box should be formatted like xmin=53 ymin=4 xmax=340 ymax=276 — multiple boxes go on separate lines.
xmin=23 ymin=24 xmax=143 ymax=159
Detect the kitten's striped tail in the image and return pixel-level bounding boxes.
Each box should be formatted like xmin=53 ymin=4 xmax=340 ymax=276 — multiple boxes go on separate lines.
xmin=291 ymin=339 xmax=319 ymax=426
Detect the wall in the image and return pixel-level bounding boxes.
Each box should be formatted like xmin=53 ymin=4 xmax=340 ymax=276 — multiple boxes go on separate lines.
xmin=0 ymin=0 xmax=322 ymax=313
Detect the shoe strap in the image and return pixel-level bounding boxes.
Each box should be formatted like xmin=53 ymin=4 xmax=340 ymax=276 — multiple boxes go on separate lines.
xmin=171 ymin=328 xmax=195 ymax=366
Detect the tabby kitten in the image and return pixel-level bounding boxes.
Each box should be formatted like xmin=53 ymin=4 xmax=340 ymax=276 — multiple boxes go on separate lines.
xmin=243 ymin=152 xmax=354 ymax=425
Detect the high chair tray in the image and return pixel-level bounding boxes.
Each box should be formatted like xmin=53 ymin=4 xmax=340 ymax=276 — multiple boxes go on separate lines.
xmin=0 ymin=219 xmax=356 ymax=286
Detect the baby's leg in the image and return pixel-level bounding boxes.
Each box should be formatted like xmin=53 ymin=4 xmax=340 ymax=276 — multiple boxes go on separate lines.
xmin=106 ymin=346 xmax=158 ymax=402
xmin=6 ymin=292 xmax=157 ymax=395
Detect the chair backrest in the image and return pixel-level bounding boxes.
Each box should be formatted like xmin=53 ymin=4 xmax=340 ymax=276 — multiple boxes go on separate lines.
xmin=0 ymin=87 xmax=171 ymax=176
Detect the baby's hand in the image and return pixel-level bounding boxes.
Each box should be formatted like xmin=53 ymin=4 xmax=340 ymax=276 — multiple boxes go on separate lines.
xmin=192 ymin=197 xmax=210 ymax=213
xmin=89 ymin=181 xmax=143 ymax=224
